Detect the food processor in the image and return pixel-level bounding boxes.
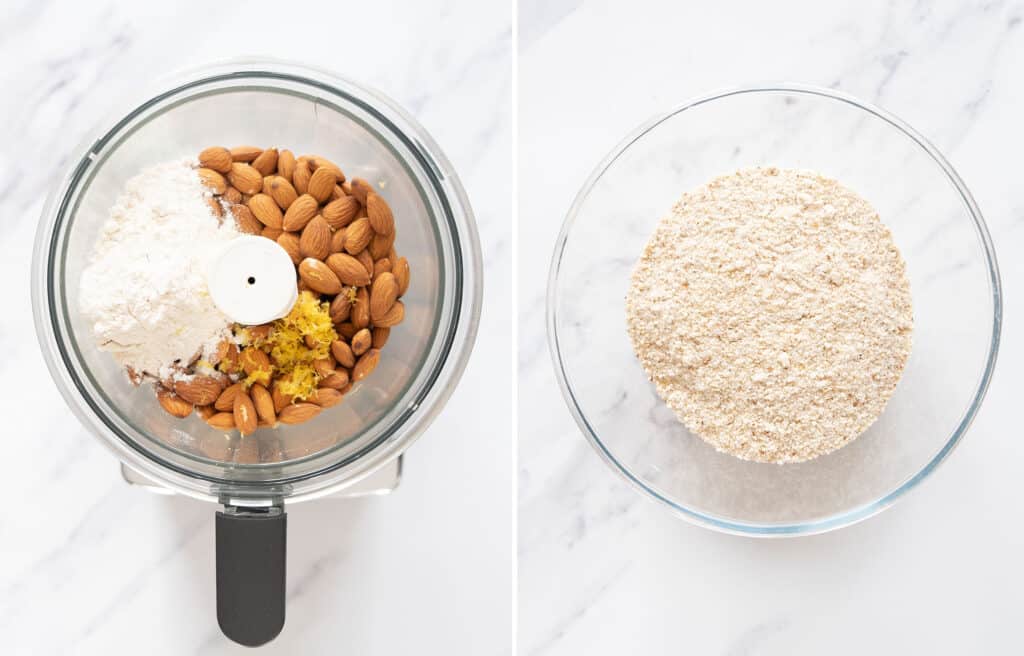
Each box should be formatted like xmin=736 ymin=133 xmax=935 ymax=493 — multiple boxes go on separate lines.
xmin=31 ymin=60 xmax=482 ymax=646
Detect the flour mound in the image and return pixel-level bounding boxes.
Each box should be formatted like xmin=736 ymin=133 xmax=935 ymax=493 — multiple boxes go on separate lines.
xmin=79 ymin=159 xmax=239 ymax=380
xmin=626 ymin=167 xmax=913 ymax=464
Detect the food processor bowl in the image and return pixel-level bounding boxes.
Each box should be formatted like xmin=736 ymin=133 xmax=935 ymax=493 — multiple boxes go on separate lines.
xmin=548 ymin=84 xmax=1000 ymax=537
xmin=32 ymin=60 xmax=482 ymax=645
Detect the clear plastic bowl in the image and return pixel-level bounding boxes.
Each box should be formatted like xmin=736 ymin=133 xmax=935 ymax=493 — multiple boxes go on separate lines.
xmin=548 ymin=84 xmax=1001 ymax=535
xmin=33 ymin=60 xmax=482 ymax=504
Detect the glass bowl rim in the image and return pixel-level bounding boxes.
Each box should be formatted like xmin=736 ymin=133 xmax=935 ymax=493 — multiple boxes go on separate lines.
xmin=32 ymin=58 xmax=484 ymax=503
xmin=546 ymin=82 xmax=1003 ymax=537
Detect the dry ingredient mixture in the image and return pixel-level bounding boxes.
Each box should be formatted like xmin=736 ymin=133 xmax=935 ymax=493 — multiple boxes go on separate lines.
xmin=626 ymin=167 xmax=912 ymax=464
xmin=80 ymin=145 xmax=410 ymax=436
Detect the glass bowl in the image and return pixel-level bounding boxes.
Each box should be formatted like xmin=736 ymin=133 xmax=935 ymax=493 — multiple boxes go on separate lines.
xmin=32 ymin=60 xmax=483 ymax=505
xmin=548 ymin=84 xmax=1001 ymax=536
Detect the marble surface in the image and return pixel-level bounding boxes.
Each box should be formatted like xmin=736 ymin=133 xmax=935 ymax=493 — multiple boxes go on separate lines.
xmin=0 ymin=1 xmax=513 ymax=654
xmin=519 ymin=1 xmax=1024 ymax=654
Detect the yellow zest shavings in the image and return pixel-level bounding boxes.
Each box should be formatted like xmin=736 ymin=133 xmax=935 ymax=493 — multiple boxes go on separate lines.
xmin=266 ymin=291 xmax=337 ymax=400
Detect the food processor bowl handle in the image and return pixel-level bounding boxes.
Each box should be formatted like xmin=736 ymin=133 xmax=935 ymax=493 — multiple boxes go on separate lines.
xmin=215 ymin=505 xmax=287 ymax=647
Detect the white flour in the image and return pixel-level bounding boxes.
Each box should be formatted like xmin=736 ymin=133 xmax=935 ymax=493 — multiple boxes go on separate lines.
xmin=79 ymin=159 xmax=239 ymax=380
xmin=626 ymin=167 xmax=913 ymax=464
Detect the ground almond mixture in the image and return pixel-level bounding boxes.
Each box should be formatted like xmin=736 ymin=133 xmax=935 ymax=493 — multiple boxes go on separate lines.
xmin=626 ymin=167 xmax=913 ymax=464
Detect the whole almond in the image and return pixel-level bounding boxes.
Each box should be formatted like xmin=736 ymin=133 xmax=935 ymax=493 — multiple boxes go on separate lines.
xmin=292 ymin=160 xmax=312 ymax=194
xmin=375 ymin=300 xmax=405 ymax=327
xmin=356 ymin=249 xmax=374 ymax=277
xmin=371 ymin=327 xmax=391 ymax=349
xmin=331 ymin=185 xmax=345 ymax=201
xmin=230 ymin=146 xmax=263 ymax=162
xmin=331 ymin=339 xmax=356 ymax=368
xmin=300 ymin=216 xmax=332 ymax=261
xmin=336 ymin=322 xmax=357 ymax=340
xmin=278 ymin=149 xmax=296 ymax=181
xmin=351 ymin=328 xmax=372 ymax=356
xmin=369 ymin=230 xmax=395 ymax=260
xmin=199 ymin=147 xmax=233 ymax=173
xmin=349 ymin=178 xmax=373 ymax=204
xmin=345 ymin=217 xmax=373 ymax=255
xmin=215 ymin=382 xmax=244 ymax=412
xmin=331 ymin=227 xmax=347 ymax=254
xmin=248 ymin=324 xmax=273 ymax=342
xmin=207 ymin=197 xmax=224 ymax=218
xmin=272 ymin=383 xmax=294 ymax=413
xmin=251 ymin=147 xmax=279 ymax=176
xmin=299 ymin=258 xmax=343 ymax=295
xmin=175 ymin=375 xmax=225 ymax=406
xmin=319 ymin=370 xmax=349 ymax=390
xmin=322 ymin=196 xmax=360 ymax=229
xmin=282 ymin=194 xmax=319 ymax=231
xmin=206 ymin=412 xmax=236 ymax=430
xmin=241 ymin=347 xmax=272 ymax=384
xmin=234 ymin=390 xmax=258 ymax=436
xmin=310 ymin=387 xmax=344 ymax=408
xmin=248 ymin=193 xmax=284 ymax=228
xmin=198 ymin=168 xmax=227 ymax=194
xmin=373 ymin=258 xmax=392 ymax=280
xmin=221 ymin=342 xmax=241 ymax=374
xmin=227 ymin=162 xmax=263 ymax=194
xmin=352 ymin=349 xmax=381 ymax=382
xmin=393 ymin=257 xmax=410 ymax=296
xmin=307 ymin=167 xmax=336 ymax=203
xmin=278 ymin=402 xmax=321 ymax=425
xmin=309 ymin=155 xmax=346 ymax=182
xmin=277 ymin=232 xmax=301 ymax=264
xmin=157 ymin=388 xmax=193 ymax=418
xmin=369 ymin=272 xmax=399 ymax=322
xmin=195 ymin=404 xmax=217 ymax=420
xmin=262 ymin=176 xmax=274 ymax=195
xmin=312 ymin=357 xmax=335 ymax=378
xmin=250 ymin=383 xmax=276 ymax=425
xmin=366 ymin=193 xmax=395 ymax=235
xmin=262 ymin=226 xmax=283 ymax=241
xmin=329 ymin=292 xmax=353 ymax=324
xmin=224 ymin=186 xmax=243 ymax=204
xmin=351 ymin=287 xmax=370 ymax=329
xmin=388 ymin=245 xmax=398 ymax=263
xmin=268 ymin=176 xmax=298 ymax=210
xmin=229 ymin=204 xmax=262 ymax=234
xmin=326 ymin=253 xmax=371 ymax=286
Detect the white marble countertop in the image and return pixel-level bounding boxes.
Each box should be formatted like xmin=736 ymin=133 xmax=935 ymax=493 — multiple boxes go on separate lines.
xmin=519 ymin=1 xmax=1024 ymax=654
xmin=0 ymin=0 xmax=513 ymax=654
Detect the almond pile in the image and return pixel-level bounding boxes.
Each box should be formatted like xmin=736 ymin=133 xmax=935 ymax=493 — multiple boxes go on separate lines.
xmin=155 ymin=145 xmax=410 ymax=437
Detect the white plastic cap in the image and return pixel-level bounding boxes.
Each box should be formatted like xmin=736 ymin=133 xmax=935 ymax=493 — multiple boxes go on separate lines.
xmin=207 ymin=236 xmax=297 ymax=325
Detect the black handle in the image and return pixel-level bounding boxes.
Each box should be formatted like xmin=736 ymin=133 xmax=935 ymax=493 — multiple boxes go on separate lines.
xmin=215 ymin=506 xmax=287 ymax=647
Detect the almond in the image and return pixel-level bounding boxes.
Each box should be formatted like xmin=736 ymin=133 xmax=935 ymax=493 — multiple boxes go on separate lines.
xmin=300 ymin=215 xmax=332 ymax=261
xmin=224 ymin=186 xmax=243 ymax=204
xmin=221 ymin=343 xmax=241 ymax=374
xmin=373 ymin=258 xmax=392 ymax=279
xmin=199 ymin=147 xmax=233 ymax=173
xmin=250 ymin=383 xmax=276 ymax=425
xmin=366 ymin=193 xmax=395 ymax=235
xmin=278 ymin=402 xmax=321 ymax=425
xmin=227 ymin=162 xmax=263 ymax=194
xmin=393 ymin=257 xmax=410 ymax=296
xmin=322 ymin=196 xmax=360 ymax=229
xmin=262 ymin=226 xmax=283 ymax=241
xmin=234 ymin=389 xmax=258 ymax=436
xmin=248 ymin=324 xmax=273 ymax=342
xmin=240 ymin=347 xmax=272 ymax=385
xmin=375 ymin=300 xmax=405 ymax=327
xmin=331 ymin=184 xmax=345 ymax=200
xmin=352 ymin=349 xmax=381 ymax=382
xmin=207 ymin=197 xmax=224 ymax=218
xmin=292 ymin=160 xmax=312 ymax=194
xmin=248 ymin=193 xmax=284 ymax=229
xmin=262 ymin=175 xmax=274 ymax=195
xmin=251 ymin=147 xmax=278 ymax=176
xmin=325 ymin=253 xmax=371 ymax=286
xmin=206 ymin=412 xmax=236 ymax=430
xmin=336 ymin=322 xmax=357 ymax=339
xmin=278 ymin=149 xmax=296 ymax=181
xmin=215 ymin=382 xmax=244 ymax=412
xmin=352 ymin=287 xmax=370 ymax=329
xmin=282 ymin=194 xmax=319 ymax=231
xmin=298 ymin=258 xmax=343 ymax=295
xmin=345 ymin=217 xmax=373 ymax=255
xmin=268 ymin=176 xmax=298 ymax=210
xmin=312 ymin=357 xmax=335 ymax=378
xmin=277 ymin=232 xmax=301 ymax=264
xmin=369 ymin=230 xmax=395 ymax=260
xmin=307 ymin=167 xmax=336 ymax=203
xmin=349 ymin=177 xmax=373 ymax=204
xmin=157 ymin=388 xmax=193 ymax=418
xmin=369 ymin=272 xmax=399 ymax=322
xmin=351 ymin=328 xmax=372 ymax=356
xmin=331 ymin=339 xmax=356 ymax=368
xmin=230 ymin=145 xmax=263 ymax=162
xmin=230 ymin=204 xmax=263 ymax=234
xmin=371 ymin=327 xmax=390 ymax=349
xmin=356 ymin=249 xmax=374 ymax=277
xmin=195 ymin=404 xmax=217 ymax=420
xmin=198 ymin=168 xmax=227 ymax=194
xmin=309 ymin=155 xmax=346 ymax=182
xmin=319 ymin=370 xmax=349 ymax=390
xmin=175 ymin=375 xmax=225 ymax=406
xmin=329 ymin=292 xmax=353 ymax=324
xmin=331 ymin=227 xmax=347 ymax=254
xmin=310 ymin=387 xmax=344 ymax=408
xmin=272 ymin=383 xmax=293 ymax=413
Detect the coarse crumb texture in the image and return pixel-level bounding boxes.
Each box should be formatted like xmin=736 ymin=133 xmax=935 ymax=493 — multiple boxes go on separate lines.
xmin=626 ymin=167 xmax=913 ymax=464
xmin=79 ymin=159 xmax=239 ymax=379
